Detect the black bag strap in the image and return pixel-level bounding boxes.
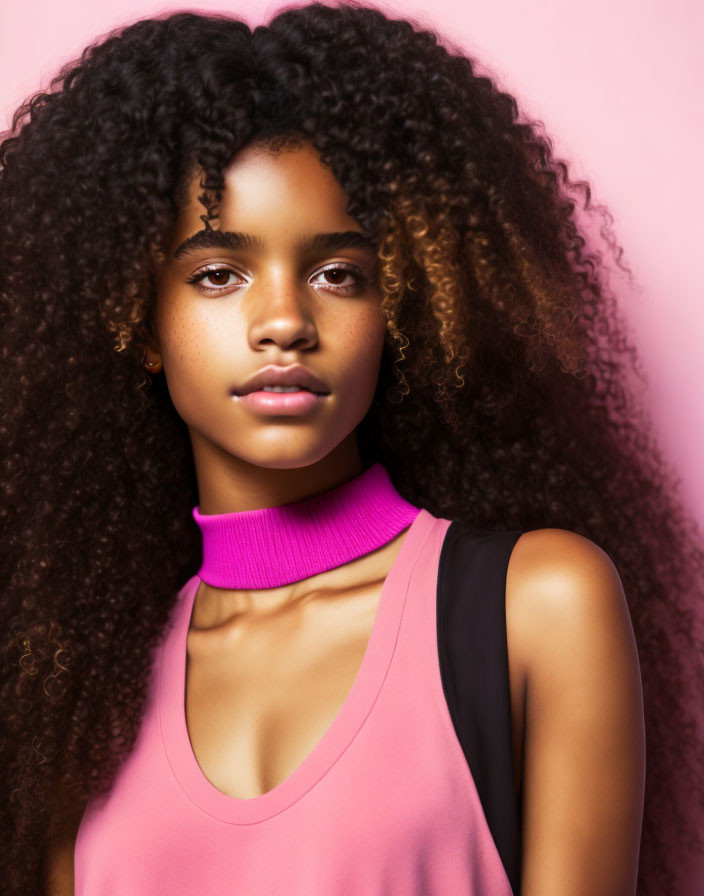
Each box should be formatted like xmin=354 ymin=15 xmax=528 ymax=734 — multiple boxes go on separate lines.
xmin=436 ymin=520 xmax=525 ymax=896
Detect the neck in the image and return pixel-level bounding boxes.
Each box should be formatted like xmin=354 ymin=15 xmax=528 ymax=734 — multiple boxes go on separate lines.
xmin=192 ymin=462 xmax=421 ymax=589
xmin=189 ymin=430 xmax=365 ymax=515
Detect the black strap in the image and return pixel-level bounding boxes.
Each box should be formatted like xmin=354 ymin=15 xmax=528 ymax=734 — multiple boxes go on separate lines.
xmin=436 ymin=520 xmax=525 ymax=895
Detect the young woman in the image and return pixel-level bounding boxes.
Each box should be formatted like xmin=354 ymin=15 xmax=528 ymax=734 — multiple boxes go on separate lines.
xmin=1 ymin=4 xmax=701 ymax=894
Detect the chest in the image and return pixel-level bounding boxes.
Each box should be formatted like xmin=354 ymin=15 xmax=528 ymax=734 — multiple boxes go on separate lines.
xmin=185 ymin=582 xmax=381 ymax=800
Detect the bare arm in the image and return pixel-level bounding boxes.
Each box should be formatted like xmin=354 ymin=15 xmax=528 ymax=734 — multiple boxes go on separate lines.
xmin=506 ymin=528 xmax=645 ymax=895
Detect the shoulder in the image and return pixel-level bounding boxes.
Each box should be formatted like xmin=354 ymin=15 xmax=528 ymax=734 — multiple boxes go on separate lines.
xmin=506 ymin=526 xmax=623 ymax=603
xmin=504 ymin=527 xmax=633 ymax=683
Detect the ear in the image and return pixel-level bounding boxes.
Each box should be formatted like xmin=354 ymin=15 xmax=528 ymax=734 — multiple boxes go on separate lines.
xmin=140 ymin=336 xmax=163 ymax=374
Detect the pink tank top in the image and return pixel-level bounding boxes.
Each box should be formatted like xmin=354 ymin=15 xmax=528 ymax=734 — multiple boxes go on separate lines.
xmin=74 ymin=507 xmax=513 ymax=894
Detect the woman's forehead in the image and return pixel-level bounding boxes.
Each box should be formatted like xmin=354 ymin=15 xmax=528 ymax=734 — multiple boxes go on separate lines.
xmin=173 ymin=140 xmax=361 ymax=244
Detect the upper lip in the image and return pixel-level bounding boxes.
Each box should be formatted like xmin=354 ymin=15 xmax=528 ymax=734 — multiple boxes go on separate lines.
xmin=235 ymin=364 xmax=330 ymax=396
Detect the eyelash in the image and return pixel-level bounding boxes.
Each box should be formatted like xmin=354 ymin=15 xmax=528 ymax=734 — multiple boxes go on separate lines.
xmin=185 ymin=263 xmax=370 ymax=296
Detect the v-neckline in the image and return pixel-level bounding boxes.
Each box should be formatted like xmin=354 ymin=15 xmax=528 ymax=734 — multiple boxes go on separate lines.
xmin=158 ymin=508 xmax=431 ymax=824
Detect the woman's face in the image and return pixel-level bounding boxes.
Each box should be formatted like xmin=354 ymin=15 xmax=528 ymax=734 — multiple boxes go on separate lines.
xmin=151 ymin=140 xmax=386 ymax=475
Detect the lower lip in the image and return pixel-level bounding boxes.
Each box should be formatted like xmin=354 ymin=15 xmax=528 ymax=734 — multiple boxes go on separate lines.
xmin=235 ymin=390 xmax=328 ymax=414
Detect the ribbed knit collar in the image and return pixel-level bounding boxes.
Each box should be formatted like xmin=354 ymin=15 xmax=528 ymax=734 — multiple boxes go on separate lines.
xmin=191 ymin=462 xmax=421 ymax=589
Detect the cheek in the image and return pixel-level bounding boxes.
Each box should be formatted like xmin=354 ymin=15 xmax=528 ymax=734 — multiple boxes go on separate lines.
xmin=154 ymin=299 xmax=220 ymax=407
xmin=156 ymin=292 xmax=217 ymax=367
xmin=336 ymin=308 xmax=387 ymax=393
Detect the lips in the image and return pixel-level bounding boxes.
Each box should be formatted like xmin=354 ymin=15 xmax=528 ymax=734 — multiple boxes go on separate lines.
xmin=237 ymin=389 xmax=326 ymax=416
xmin=235 ymin=364 xmax=330 ymax=396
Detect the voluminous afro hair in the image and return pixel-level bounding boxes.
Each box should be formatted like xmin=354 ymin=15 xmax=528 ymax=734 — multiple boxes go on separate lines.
xmin=1 ymin=3 xmax=702 ymax=893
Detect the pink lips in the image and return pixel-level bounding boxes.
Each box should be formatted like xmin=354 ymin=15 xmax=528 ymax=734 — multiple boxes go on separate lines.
xmin=235 ymin=389 xmax=328 ymax=415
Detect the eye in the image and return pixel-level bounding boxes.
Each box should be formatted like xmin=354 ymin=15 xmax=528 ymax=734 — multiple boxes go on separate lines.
xmin=309 ymin=263 xmax=368 ymax=295
xmin=186 ymin=266 xmax=246 ymax=295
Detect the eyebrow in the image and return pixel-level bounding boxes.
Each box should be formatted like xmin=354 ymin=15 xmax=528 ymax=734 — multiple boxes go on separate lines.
xmin=173 ymin=229 xmax=377 ymax=260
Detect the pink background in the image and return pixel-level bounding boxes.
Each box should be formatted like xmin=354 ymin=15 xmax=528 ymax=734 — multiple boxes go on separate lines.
xmin=1 ymin=0 xmax=702 ymax=887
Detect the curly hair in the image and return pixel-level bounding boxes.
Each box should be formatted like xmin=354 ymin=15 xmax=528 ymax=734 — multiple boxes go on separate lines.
xmin=1 ymin=3 xmax=702 ymax=893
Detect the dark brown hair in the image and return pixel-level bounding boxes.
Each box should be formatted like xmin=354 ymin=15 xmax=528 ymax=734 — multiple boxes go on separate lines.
xmin=1 ymin=3 xmax=702 ymax=892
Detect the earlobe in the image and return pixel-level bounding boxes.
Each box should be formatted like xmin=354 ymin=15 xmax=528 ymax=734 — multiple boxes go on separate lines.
xmin=140 ymin=341 xmax=163 ymax=373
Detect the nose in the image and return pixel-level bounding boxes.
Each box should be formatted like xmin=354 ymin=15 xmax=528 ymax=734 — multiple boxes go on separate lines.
xmin=247 ymin=272 xmax=318 ymax=352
